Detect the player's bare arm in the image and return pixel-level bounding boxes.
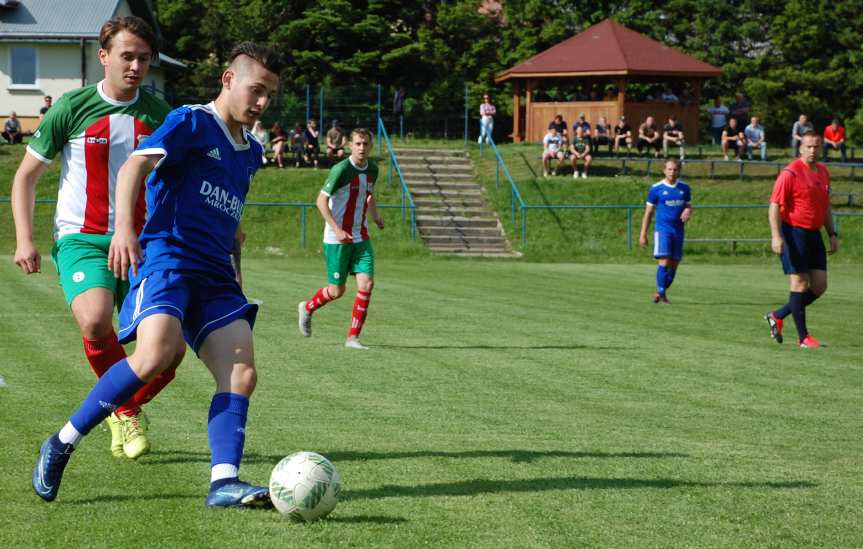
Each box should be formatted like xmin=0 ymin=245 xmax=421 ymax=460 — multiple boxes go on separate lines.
xmin=11 ymin=152 xmax=50 ymax=274
xmin=108 ymin=154 xmax=160 ymax=279
xmin=367 ymin=194 xmax=384 ymax=230
xmin=316 ymin=191 xmax=352 ymax=243
xmin=639 ymin=203 xmax=655 ymax=247
xmin=768 ymin=202 xmax=784 ymax=255
xmin=825 ymin=203 xmax=838 ymax=255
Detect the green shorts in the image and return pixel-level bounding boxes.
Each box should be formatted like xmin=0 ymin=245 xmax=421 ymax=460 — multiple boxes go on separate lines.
xmin=52 ymin=233 xmax=128 ymax=308
xmin=323 ymin=240 xmax=374 ymax=285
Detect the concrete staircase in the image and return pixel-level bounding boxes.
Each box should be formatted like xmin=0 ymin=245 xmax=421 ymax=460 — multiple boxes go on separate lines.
xmin=395 ymin=148 xmax=517 ymax=257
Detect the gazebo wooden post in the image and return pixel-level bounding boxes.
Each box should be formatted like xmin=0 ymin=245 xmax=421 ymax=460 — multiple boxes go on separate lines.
xmin=525 ymin=79 xmax=534 ymax=142
xmin=692 ymin=79 xmax=702 ymax=139
xmin=615 ymin=78 xmax=627 ymax=121
xmin=512 ymin=80 xmax=522 ymax=142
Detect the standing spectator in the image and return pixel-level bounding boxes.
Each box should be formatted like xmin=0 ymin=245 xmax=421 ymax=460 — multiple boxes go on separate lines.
xmin=764 ymin=131 xmax=837 ymax=348
xmin=542 ymin=126 xmax=565 ymax=177
xmin=326 ymin=120 xmax=347 ymax=162
xmin=548 ymin=114 xmax=568 ymax=145
xmin=744 ymin=116 xmax=767 ymax=161
xmin=593 ymin=115 xmax=612 ymax=154
xmin=304 ymin=118 xmax=320 ymax=169
xmin=637 ymin=116 xmax=661 ymax=157
xmin=3 ymin=111 xmax=23 ymax=144
xmin=707 ymin=98 xmax=730 ymax=145
xmin=613 ymin=115 xmax=633 ymax=156
xmin=39 ymin=96 xmax=53 ymax=120
xmin=822 ymin=119 xmax=847 ymax=162
xmin=251 ymin=120 xmax=269 ymax=165
xmin=269 ymin=122 xmax=287 ymax=168
xmin=478 ymin=93 xmax=496 ymax=144
xmin=392 ymin=86 xmax=406 ymax=117
xmin=722 ymin=118 xmax=746 ymax=160
xmin=729 ymin=92 xmax=751 ymax=128
xmin=569 ymin=126 xmax=592 ymax=179
xmin=662 ymin=114 xmax=685 ymax=160
xmin=791 ymin=114 xmax=814 ymax=157
xmin=290 ymin=122 xmax=306 ymax=167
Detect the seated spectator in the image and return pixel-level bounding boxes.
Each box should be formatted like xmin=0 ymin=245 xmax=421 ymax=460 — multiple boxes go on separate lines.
xmin=613 ymin=116 xmax=633 ymax=156
xmin=660 ymin=88 xmax=679 ymax=103
xmin=662 ymin=115 xmax=685 ymax=159
xmin=251 ymin=120 xmax=269 ymax=165
xmin=680 ymin=88 xmax=697 ymax=106
xmin=290 ymin=123 xmax=306 ymax=167
xmin=270 ymin=122 xmax=288 ymax=168
xmin=790 ymin=114 xmax=814 ymax=157
xmin=729 ymin=92 xmax=751 ymax=127
xmin=304 ymin=118 xmax=320 ymax=169
xmin=822 ymin=118 xmax=847 ymax=162
xmin=542 ymin=126 xmax=565 ymax=177
xmin=572 ymin=112 xmax=591 ymax=139
xmin=326 ymin=120 xmax=347 ymax=162
xmin=637 ymin=116 xmax=661 ymax=157
xmin=569 ymin=126 xmax=592 ymax=179
xmin=707 ymin=98 xmax=730 ymax=145
xmin=39 ymin=96 xmax=52 ymax=120
xmin=593 ymin=116 xmax=612 ymax=154
xmin=722 ymin=118 xmax=746 ymax=160
xmin=3 ymin=111 xmax=23 ymax=144
xmin=744 ymin=116 xmax=767 ymax=161
xmin=548 ymin=114 xmax=568 ymax=146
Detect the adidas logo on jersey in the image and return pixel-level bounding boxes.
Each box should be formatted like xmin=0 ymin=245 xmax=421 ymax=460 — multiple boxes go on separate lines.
xmin=207 ymin=147 xmax=221 ymax=160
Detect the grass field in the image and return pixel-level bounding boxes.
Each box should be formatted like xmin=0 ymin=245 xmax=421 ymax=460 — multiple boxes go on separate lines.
xmin=2 ymin=256 xmax=862 ymax=547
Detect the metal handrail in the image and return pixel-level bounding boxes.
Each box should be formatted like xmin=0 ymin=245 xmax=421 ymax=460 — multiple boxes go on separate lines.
xmin=377 ymin=118 xmax=417 ymax=239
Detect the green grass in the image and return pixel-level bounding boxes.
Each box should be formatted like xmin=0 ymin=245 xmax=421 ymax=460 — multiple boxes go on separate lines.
xmin=1 ymin=256 xmax=862 ymax=547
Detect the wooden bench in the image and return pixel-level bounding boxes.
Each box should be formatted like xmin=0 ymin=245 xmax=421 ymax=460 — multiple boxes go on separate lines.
xmin=687 ymin=238 xmax=770 ymax=254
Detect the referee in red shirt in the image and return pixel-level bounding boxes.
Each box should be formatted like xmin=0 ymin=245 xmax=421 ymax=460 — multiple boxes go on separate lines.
xmin=764 ymin=132 xmax=838 ymax=348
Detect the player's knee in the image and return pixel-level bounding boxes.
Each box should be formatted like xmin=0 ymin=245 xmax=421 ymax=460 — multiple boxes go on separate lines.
xmin=130 ymin=341 xmax=185 ymax=382
xmin=328 ymin=284 xmax=346 ymax=299
xmin=76 ymin=311 xmax=115 ymax=340
xmin=358 ymin=278 xmax=374 ymax=293
xmin=234 ymin=363 xmax=257 ymax=395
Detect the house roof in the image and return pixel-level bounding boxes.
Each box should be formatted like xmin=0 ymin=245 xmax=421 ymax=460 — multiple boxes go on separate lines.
xmin=0 ymin=0 xmax=123 ymax=39
xmin=496 ymin=19 xmax=721 ymax=83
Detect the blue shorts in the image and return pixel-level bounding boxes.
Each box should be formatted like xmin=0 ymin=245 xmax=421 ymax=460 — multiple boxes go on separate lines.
xmin=118 ymin=269 xmax=258 ymax=354
xmin=780 ymin=223 xmax=826 ymax=274
xmin=653 ymin=230 xmax=684 ymax=261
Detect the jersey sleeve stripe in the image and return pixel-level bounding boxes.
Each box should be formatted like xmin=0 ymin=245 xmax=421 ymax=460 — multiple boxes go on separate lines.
xmin=25 ymin=145 xmax=52 ymax=164
xmin=132 ymin=147 xmax=169 ymax=169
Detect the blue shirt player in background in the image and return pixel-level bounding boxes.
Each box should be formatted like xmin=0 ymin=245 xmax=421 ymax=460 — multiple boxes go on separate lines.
xmin=32 ymin=42 xmax=281 ymax=508
xmin=639 ymin=159 xmax=693 ymax=303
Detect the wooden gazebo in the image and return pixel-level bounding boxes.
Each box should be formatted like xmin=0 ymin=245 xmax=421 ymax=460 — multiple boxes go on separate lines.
xmin=495 ymin=19 xmax=722 ymax=142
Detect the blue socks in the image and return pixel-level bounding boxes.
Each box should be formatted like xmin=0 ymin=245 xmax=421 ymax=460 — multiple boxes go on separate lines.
xmin=69 ymin=359 xmax=145 ymax=435
xmin=775 ymin=289 xmax=818 ymax=320
xmin=208 ymin=392 xmax=249 ymax=472
xmin=788 ymin=291 xmax=808 ymax=341
xmin=656 ymin=265 xmax=668 ymax=295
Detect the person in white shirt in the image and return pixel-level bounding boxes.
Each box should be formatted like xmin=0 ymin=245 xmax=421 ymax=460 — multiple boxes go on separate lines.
xmin=542 ymin=126 xmax=565 ymax=177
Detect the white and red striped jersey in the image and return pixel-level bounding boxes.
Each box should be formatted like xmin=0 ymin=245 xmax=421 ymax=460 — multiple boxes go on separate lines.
xmin=320 ymin=157 xmax=379 ymax=244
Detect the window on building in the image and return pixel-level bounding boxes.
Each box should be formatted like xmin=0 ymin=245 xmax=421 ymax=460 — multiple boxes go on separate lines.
xmin=10 ymin=47 xmax=37 ymax=86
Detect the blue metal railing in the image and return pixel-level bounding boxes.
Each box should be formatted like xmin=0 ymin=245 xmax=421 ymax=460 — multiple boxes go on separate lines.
xmin=377 ymin=118 xmax=417 ymax=239
xmin=481 ymin=136 xmax=528 ymax=243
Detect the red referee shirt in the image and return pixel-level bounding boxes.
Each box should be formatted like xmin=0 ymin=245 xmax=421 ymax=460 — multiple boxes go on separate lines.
xmin=770 ymin=159 xmax=831 ymax=230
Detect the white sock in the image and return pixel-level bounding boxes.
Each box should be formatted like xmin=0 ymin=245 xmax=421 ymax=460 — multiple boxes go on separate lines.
xmin=211 ymin=463 xmax=239 ymax=483
xmin=58 ymin=422 xmax=83 ymax=447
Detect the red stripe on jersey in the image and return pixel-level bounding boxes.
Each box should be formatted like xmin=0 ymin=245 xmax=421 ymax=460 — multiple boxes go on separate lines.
xmin=81 ymin=116 xmax=112 ymax=234
xmin=133 ymin=118 xmax=153 ymax=234
xmin=341 ymin=175 xmax=360 ymax=236
xmin=360 ymin=190 xmax=370 ymax=241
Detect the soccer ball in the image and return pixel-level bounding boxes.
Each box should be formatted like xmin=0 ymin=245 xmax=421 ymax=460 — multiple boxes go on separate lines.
xmin=269 ymin=451 xmax=341 ymax=521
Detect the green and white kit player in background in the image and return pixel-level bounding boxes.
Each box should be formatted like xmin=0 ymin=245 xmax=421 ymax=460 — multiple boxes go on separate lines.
xmin=10 ymin=16 xmax=176 ymax=459
xmin=298 ymin=128 xmax=385 ymax=350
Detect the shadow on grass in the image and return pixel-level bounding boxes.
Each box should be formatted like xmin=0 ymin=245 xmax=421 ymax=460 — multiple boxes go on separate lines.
xmin=343 ymin=476 xmax=817 ymax=501
xmin=373 ymin=344 xmax=628 ymax=351
xmin=327 ymin=515 xmax=408 ymax=525
xmin=67 ymin=493 xmax=199 ymax=504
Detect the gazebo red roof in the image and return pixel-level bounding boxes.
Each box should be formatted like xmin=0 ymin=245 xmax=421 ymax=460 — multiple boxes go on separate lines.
xmin=495 ymin=19 xmax=721 ymax=82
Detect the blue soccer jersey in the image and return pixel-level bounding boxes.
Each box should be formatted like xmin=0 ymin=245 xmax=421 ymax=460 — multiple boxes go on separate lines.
xmin=130 ymin=102 xmax=262 ymax=280
xmin=646 ymin=180 xmax=691 ymax=233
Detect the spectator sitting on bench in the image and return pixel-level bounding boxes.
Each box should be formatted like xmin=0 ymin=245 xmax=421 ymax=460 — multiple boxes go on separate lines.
xmin=637 ymin=116 xmax=661 ymax=158
xmin=39 ymin=96 xmax=52 ymax=120
xmin=613 ymin=116 xmax=633 ymax=156
xmin=744 ymin=116 xmax=767 ymax=161
xmin=572 ymin=112 xmax=591 ymax=141
xmin=662 ymin=114 xmax=685 ymax=160
xmin=304 ymin=118 xmax=320 ymax=169
xmin=290 ymin=122 xmax=306 ymax=167
xmin=542 ymin=126 xmax=565 ymax=177
xmin=270 ymin=121 xmax=288 ymax=168
xmin=251 ymin=120 xmax=269 ymax=165
xmin=3 ymin=111 xmax=23 ymax=144
xmin=593 ymin=116 xmax=612 ymax=154
xmin=548 ymin=114 xmax=568 ymax=147
xmin=326 ymin=120 xmax=347 ymax=162
xmin=790 ymin=113 xmax=814 ymax=157
xmin=570 ymin=126 xmax=592 ymax=179
xmin=822 ymin=118 xmax=847 ymax=162
xmin=722 ymin=118 xmax=746 ymax=160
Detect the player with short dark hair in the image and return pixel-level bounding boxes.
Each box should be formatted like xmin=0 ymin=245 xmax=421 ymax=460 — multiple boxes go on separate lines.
xmin=298 ymin=128 xmax=385 ymax=350
xmin=764 ymin=132 xmax=838 ymax=348
xmin=31 ymin=42 xmax=281 ymax=508
xmin=639 ymin=159 xmax=692 ymax=303
xmin=12 ymin=16 xmax=172 ymax=460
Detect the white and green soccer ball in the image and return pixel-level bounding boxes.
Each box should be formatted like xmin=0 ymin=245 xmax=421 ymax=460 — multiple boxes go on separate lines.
xmin=269 ymin=451 xmax=341 ymax=521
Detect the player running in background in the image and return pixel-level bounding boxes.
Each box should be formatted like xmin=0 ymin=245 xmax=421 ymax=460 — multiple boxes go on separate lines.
xmin=639 ymin=159 xmax=692 ymax=303
xmin=298 ymin=128 xmax=384 ymax=350
xmin=11 ymin=16 xmax=173 ymax=459
xmin=764 ymin=132 xmax=838 ymax=348
xmin=31 ymin=42 xmax=280 ymax=508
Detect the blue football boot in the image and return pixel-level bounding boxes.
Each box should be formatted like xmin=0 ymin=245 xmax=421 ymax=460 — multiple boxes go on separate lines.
xmin=205 ymin=479 xmax=272 ymax=509
xmin=32 ymin=435 xmax=74 ymax=502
